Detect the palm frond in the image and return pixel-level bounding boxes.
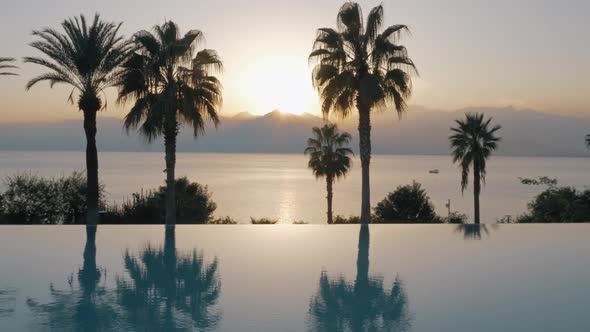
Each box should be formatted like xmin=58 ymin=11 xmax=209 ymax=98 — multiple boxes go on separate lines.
xmin=25 ymin=14 xmax=131 ymax=111
xmin=365 ymin=5 xmax=384 ymax=44
xmin=337 ymin=2 xmax=364 ymax=38
xmin=0 ymin=57 xmax=18 ymax=76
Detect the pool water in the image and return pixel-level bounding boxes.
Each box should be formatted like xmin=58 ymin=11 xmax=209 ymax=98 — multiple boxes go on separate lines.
xmin=0 ymin=225 xmax=588 ymax=331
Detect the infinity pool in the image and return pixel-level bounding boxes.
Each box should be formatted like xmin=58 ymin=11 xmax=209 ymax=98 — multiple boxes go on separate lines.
xmin=0 ymin=225 xmax=588 ymax=331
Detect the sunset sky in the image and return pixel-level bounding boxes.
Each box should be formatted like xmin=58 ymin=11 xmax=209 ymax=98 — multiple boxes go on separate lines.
xmin=0 ymin=0 xmax=588 ymax=122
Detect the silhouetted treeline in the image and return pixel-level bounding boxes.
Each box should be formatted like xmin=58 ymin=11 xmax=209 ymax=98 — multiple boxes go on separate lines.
xmin=0 ymin=174 xmax=216 ymax=224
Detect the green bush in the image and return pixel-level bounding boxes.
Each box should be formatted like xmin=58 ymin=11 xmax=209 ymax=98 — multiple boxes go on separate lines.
xmin=104 ymin=177 xmax=216 ymax=224
xmin=0 ymin=172 xmax=99 ymax=224
xmin=374 ymin=182 xmax=438 ymax=223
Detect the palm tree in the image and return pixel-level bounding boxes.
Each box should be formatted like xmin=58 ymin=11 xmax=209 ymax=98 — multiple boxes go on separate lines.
xmin=305 ymin=124 xmax=353 ymax=224
xmin=449 ymin=113 xmax=501 ymax=224
xmin=0 ymin=58 xmax=17 ymax=76
xmin=24 ymin=14 xmax=132 ymax=225
xmin=310 ymin=3 xmax=417 ymax=224
xmin=118 ymin=21 xmax=222 ymax=225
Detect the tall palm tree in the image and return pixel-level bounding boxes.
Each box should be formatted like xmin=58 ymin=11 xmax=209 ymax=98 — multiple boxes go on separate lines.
xmin=449 ymin=113 xmax=501 ymax=224
xmin=118 ymin=21 xmax=222 ymax=225
xmin=0 ymin=58 xmax=17 ymax=76
xmin=305 ymin=124 xmax=353 ymax=224
xmin=310 ymin=2 xmax=417 ymax=224
xmin=24 ymin=14 xmax=132 ymax=225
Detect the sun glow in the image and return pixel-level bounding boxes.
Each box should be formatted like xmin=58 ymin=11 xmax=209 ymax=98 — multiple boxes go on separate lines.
xmin=234 ymin=55 xmax=319 ymax=115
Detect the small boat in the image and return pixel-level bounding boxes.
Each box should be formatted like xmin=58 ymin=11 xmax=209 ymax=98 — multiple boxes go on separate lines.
xmin=429 ymin=169 xmax=439 ymax=174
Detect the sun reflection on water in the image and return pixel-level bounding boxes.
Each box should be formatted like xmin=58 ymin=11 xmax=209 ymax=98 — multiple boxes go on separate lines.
xmin=278 ymin=189 xmax=296 ymax=223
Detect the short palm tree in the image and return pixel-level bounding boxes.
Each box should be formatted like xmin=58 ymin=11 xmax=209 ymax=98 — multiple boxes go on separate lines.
xmin=24 ymin=14 xmax=132 ymax=225
xmin=0 ymin=58 xmax=17 ymax=76
xmin=118 ymin=21 xmax=223 ymax=225
xmin=305 ymin=124 xmax=353 ymax=224
xmin=310 ymin=2 xmax=417 ymax=223
xmin=449 ymin=113 xmax=501 ymax=224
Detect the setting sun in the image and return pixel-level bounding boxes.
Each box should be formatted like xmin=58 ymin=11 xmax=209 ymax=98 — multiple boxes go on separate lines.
xmin=235 ymin=55 xmax=318 ymax=115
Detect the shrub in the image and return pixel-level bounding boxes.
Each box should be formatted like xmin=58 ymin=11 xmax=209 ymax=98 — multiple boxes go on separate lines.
xmin=519 ymin=176 xmax=558 ymax=187
xmin=521 ymin=186 xmax=590 ymax=223
xmin=292 ymin=220 xmax=308 ymax=224
xmin=0 ymin=172 xmax=98 ymax=224
xmin=208 ymin=216 xmax=238 ymax=224
xmin=496 ymin=215 xmax=516 ymax=224
xmin=104 ymin=177 xmax=216 ymax=224
xmin=443 ymin=212 xmax=469 ymax=224
xmin=374 ymin=182 xmax=438 ymax=223
xmin=250 ymin=217 xmax=278 ymax=224
xmin=332 ymin=215 xmax=361 ymax=224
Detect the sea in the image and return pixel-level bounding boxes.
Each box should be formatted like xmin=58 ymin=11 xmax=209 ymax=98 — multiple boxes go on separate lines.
xmin=0 ymin=151 xmax=588 ymax=223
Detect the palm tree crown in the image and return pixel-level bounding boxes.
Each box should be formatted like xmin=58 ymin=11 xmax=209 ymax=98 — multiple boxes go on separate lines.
xmin=305 ymin=124 xmax=353 ymax=179
xmin=0 ymin=58 xmax=17 ymax=76
xmin=24 ymin=14 xmax=131 ymax=109
xmin=309 ymin=2 xmax=417 ymax=117
xmin=118 ymin=21 xmax=222 ymax=140
xmin=449 ymin=113 xmax=501 ymax=192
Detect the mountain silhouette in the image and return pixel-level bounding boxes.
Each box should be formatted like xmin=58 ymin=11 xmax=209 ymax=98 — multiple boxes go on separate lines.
xmin=0 ymin=106 xmax=589 ymax=157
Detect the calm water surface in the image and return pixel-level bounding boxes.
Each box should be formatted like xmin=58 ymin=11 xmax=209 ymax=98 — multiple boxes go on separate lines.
xmin=0 ymin=225 xmax=588 ymax=331
xmin=0 ymin=151 xmax=588 ymax=223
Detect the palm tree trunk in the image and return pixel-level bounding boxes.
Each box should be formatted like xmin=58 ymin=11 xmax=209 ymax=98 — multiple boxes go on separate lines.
xmin=164 ymin=128 xmax=177 ymax=225
xmin=81 ymin=225 xmax=99 ymax=290
xmin=78 ymin=225 xmax=100 ymax=329
xmin=83 ymin=110 xmax=99 ymax=225
xmin=473 ymin=164 xmax=481 ymax=224
xmin=163 ymin=226 xmax=176 ymax=329
xmin=353 ymin=223 xmax=370 ymax=332
xmin=356 ymin=224 xmax=369 ymax=281
xmin=326 ymin=175 xmax=334 ymax=224
xmin=358 ymin=106 xmax=372 ymax=224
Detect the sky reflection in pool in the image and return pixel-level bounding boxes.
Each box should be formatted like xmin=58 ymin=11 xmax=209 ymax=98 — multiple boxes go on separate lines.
xmin=0 ymin=224 xmax=589 ymax=331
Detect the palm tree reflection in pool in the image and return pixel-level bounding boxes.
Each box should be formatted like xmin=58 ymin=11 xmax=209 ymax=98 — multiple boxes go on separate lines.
xmin=308 ymin=225 xmax=413 ymax=331
xmin=454 ymin=224 xmax=491 ymax=240
xmin=117 ymin=227 xmax=222 ymax=331
xmin=27 ymin=226 xmax=118 ymax=331
xmin=27 ymin=227 xmax=221 ymax=331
